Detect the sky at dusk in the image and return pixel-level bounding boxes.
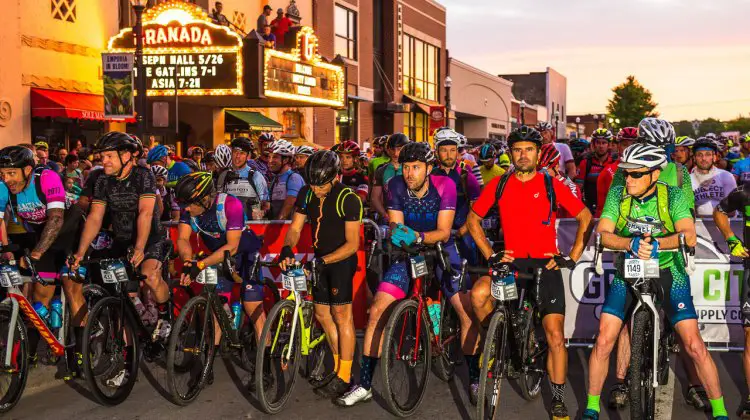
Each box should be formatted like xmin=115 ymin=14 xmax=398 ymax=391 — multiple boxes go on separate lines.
xmin=441 ymin=0 xmax=750 ymax=121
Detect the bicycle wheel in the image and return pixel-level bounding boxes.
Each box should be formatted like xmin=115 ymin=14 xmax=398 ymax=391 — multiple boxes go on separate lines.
xmin=0 ymin=305 xmax=29 ymax=413
xmin=300 ymin=310 xmax=326 ymax=380
xmin=629 ymin=309 xmax=656 ymax=420
xmin=166 ymin=296 xmax=215 ymax=406
xmin=433 ymin=300 xmax=460 ymax=382
xmin=381 ymin=299 xmax=431 ymax=417
xmin=518 ymin=306 xmax=547 ymax=401
xmin=476 ymin=308 xmax=509 ymax=420
xmin=238 ymin=319 xmax=257 ymax=373
xmin=81 ymin=296 xmax=140 ymax=406
xmin=255 ymin=299 xmax=302 ymax=415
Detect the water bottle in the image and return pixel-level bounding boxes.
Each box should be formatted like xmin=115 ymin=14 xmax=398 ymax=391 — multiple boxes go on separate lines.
xmin=231 ymin=301 xmax=242 ymax=330
xmin=427 ymin=299 xmax=441 ymax=336
xmin=32 ymin=302 xmax=49 ymax=324
xmin=49 ymin=297 xmax=63 ymax=329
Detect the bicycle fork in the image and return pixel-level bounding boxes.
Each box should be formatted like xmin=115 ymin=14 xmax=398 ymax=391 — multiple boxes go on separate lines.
xmin=283 ymin=292 xmax=302 ymax=368
xmin=2 ymin=297 xmax=20 ymax=367
xmin=631 ymin=290 xmax=660 ymax=388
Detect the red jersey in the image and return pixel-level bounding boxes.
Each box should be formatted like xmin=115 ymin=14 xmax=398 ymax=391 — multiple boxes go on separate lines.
xmin=556 ymin=176 xmax=582 ymax=218
xmin=595 ymin=161 xmax=619 ymax=217
xmin=472 ymin=173 xmax=585 ymax=258
xmin=576 ymin=154 xmax=614 ymax=211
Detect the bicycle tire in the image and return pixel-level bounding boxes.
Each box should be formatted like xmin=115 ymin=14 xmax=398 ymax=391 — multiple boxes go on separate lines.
xmin=166 ymin=295 xmax=215 ymax=406
xmin=81 ymin=296 xmax=140 ymax=406
xmin=432 ymin=300 xmax=459 ymax=382
xmin=518 ymin=306 xmax=547 ymax=401
xmin=0 ymin=304 xmax=29 ymax=413
xmin=238 ymin=319 xmax=257 ymax=373
xmin=381 ymin=299 xmax=431 ymax=417
xmin=629 ymin=309 xmax=656 ymax=420
xmin=255 ymin=299 xmax=302 ymax=415
xmin=476 ymin=307 xmax=508 ymax=420
xmin=300 ymin=315 xmax=326 ymax=380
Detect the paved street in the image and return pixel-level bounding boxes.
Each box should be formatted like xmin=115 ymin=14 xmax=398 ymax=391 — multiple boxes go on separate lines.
xmin=5 ymin=346 xmax=747 ymax=420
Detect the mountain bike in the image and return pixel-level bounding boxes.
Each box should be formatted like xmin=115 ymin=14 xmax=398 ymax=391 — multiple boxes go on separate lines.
xmin=379 ymin=241 xmax=463 ymax=417
xmin=165 ymin=251 xmax=277 ymax=405
xmin=254 ymin=259 xmax=327 ymax=415
xmin=593 ymin=232 xmax=693 ymax=420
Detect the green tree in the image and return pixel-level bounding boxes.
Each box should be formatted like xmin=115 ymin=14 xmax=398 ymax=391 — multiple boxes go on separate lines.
xmin=726 ymin=116 xmax=750 ymax=134
xmin=672 ymin=120 xmax=697 ymax=137
xmin=697 ymin=118 xmax=725 ymax=136
xmin=606 ymin=75 xmax=658 ymax=128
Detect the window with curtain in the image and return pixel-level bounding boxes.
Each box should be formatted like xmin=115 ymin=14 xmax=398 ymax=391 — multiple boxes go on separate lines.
xmin=401 ymin=34 xmax=439 ymax=101
xmin=334 ymin=5 xmax=357 ymax=60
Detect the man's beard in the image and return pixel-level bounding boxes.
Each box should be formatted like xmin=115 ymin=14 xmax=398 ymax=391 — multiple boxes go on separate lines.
xmin=441 ymin=158 xmax=456 ymax=168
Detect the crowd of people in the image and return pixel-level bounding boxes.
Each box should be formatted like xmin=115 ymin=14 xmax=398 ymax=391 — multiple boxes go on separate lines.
xmin=4 ymin=118 xmax=750 ymax=420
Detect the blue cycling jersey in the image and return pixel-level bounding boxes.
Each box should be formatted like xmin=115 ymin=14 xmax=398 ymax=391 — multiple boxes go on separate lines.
xmin=386 ymin=174 xmax=457 ymax=234
xmin=179 ymin=194 xmax=245 ymax=251
xmin=732 ymin=157 xmax=750 ymax=183
xmin=166 ymin=160 xmax=192 ymax=186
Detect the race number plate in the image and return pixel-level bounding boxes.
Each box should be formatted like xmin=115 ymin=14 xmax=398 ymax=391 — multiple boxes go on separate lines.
xmin=0 ymin=265 xmax=19 ymax=287
xmin=481 ymin=218 xmax=497 ymax=230
xmin=409 ymin=255 xmax=429 ymax=279
xmin=196 ymin=266 xmax=218 ymax=285
xmin=491 ymin=272 xmax=518 ymax=301
xmin=100 ymin=260 xmax=128 ymax=284
xmin=282 ymin=269 xmax=307 ymax=292
xmin=624 ymin=258 xmax=659 ymax=279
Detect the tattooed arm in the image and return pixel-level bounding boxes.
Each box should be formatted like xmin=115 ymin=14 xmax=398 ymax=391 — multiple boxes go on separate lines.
xmin=31 ymin=208 xmax=64 ymax=259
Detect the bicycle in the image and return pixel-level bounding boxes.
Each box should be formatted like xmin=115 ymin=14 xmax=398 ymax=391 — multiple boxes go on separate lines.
xmin=254 ymin=258 xmax=327 ymax=415
xmin=593 ymin=232 xmax=692 ymax=420
xmin=0 ymin=246 xmax=106 ymax=413
xmin=379 ymin=240 xmax=463 ymax=417
xmin=165 ymin=251 xmax=277 ymax=405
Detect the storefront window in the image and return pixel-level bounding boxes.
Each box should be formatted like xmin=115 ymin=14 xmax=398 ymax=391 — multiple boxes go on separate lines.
xmin=403 ymin=112 xmax=428 ymax=144
xmin=282 ymin=111 xmax=302 ymax=138
xmin=336 ymin=101 xmax=358 ymax=143
xmin=334 ymin=5 xmax=357 ymax=60
xmin=402 ymin=34 xmax=439 ymax=102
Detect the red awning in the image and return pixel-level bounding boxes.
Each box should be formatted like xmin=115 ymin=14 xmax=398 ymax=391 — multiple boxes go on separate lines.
xmin=31 ymin=88 xmax=109 ymax=121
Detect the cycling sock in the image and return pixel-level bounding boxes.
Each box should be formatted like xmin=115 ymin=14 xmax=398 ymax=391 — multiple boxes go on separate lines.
xmin=359 ymin=355 xmax=378 ymax=390
xmin=709 ymin=396 xmax=727 ymax=417
xmin=586 ymin=394 xmax=600 ymax=413
xmin=73 ymin=327 xmax=84 ymax=353
xmin=550 ymin=382 xmax=565 ymax=402
xmin=464 ymin=354 xmax=480 ymax=383
xmin=333 ymin=353 xmax=340 ymax=373
xmin=337 ymin=359 xmax=352 ymax=383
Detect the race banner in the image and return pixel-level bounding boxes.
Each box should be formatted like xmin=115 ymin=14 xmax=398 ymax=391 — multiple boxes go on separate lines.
xmin=558 ymin=218 xmax=745 ymax=347
xmin=102 ymin=53 xmax=135 ymax=119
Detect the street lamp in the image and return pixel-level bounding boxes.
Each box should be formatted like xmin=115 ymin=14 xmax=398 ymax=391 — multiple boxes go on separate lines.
xmin=520 ymin=100 xmax=527 ymax=125
xmin=131 ymin=0 xmax=148 ymax=141
xmin=444 ymin=75 xmax=452 ymax=129
xmin=575 ymin=116 xmax=581 ymax=138
xmin=554 ymin=110 xmax=560 ymax=140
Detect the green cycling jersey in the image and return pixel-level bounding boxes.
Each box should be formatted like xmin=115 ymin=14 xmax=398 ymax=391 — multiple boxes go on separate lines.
xmin=610 ymin=161 xmax=694 ymax=211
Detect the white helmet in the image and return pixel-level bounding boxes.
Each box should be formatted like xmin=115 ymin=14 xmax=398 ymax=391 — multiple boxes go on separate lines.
xmin=294 ymin=145 xmax=315 ymax=156
xmin=619 ymin=143 xmax=667 ymax=170
xmin=214 ymin=144 xmax=232 ymax=169
xmin=150 ymin=165 xmax=168 ymax=180
xmin=457 ymin=133 xmax=468 ymax=149
xmin=433 ymin=128 xmax=461 ymax=148
xmin=638 ymin=118 xmax=675 ymax=147
xmin=270 ymin=140 xmax=295 ymax=157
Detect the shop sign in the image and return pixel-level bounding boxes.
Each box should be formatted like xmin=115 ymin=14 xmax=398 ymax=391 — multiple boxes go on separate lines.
xmin=428 ymin=105 xmax=446 ymax=136
xmin=102 ymin=53 xmax=135 ymax=119
xmin=264 ymin=27 xmax=345 ymax=107
xmin=106 ymin=1 xmax=243 ymax=96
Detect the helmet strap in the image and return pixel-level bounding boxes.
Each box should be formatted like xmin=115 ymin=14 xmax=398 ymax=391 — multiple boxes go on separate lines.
xmin=115 ymin=151 xmax=134 ymax=179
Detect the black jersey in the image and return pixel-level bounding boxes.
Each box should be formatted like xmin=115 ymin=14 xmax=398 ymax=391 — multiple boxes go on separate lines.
xmin=295 ymin=182 xmax=362 ymax=257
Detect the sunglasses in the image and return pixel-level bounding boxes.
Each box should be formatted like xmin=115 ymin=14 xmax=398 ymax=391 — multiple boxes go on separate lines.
xmin=624 ymin=168 xmax=656 ymax=179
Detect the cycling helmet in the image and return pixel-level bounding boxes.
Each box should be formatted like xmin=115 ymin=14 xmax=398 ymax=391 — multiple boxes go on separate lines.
xmin=507 ymin=126 xmax=543 ymax=148
xmin=616 ymin=127 xmax=639 ymax=142
xmin=536 ymin=121 xmax=554 ymax=132
xmin=214 ymin=144 xmax=232 ymax=169
xmin=33 ymin=141 xmax=49 ymax=151
xmin=704 ymin=133 xmax=717 ymax=140
xmin=146 ymin=144 xmax=169 ymax=163
xmin=294 ymin=145 xmax=315 ymax=156
xmin=360 ymin=151 xmax=369 ymax=161
xmin=203 ymin=151 xmax=215 ymax=164
xmin=332 ymin=140 xmax=361 ymax=156
xmin=386 ymin=133 xmax=410 ymax=150
xmin=457 ymin=133 xmax=469 ymax=150
xmin=258 ymin=133 xmax=275 ymax=144
xmin=0 ymin=146 xmax=35 ymax=169
xmin=537 ymin=143 xmax=561 ymax=170
xmin=619 ymin=143 xmax=667 ymax=170
xmin=230 ymin=137 xmax=254 ymax=154
xmin=592 ymin=128 xmax=614 ymax=142
xmin=693 ymin=138 xmax=718 ymax=153
xmin=269 ymin=140 xmax=295 ymax=157
xmin=637 ymin=117 xmax=675 ymax=147
xmin=184 ymin=159 xmax=200 ymax=172
xmin=304 ymin=150 xmax=340 ymax=186
xmin=497 ymin=154 xmax=511 ymax=168
xmin=478 ymin=143 xmax=497 ymax=162
xmin=128 ymin=134 xmax=144 ymax=157
xmin=675 ymin=136 xmax=696 ymax=149
xmin=97 ymin=131 xmax=141 ymax=154
xmin=398 ymin=142 xmax=435 ymax=164
xmin=187 ymin=146 xmax=204 ymax=157
xmin=374 ymin=135 xmax=388 ymax=148
xmin=433 ymin=128 xmax=461 ymax=148
xmin=741 ymin=133 xmax=750 ymax=143
xmin=151 ymin=165 xmax=168 ymax=180
xmin=570 ymin=139 xmax=589 ymax=154
xmin=174 ymin=172 xmax=215 ymax=206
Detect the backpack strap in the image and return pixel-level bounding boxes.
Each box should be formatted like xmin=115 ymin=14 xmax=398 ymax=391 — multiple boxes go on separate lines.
xmin=494 ymin=172 xmax=512 ymax=205
xmin=458 ymin=165 xmax=469 ymax=201
xmin=615 ymin=182 xmax=673 ymax=234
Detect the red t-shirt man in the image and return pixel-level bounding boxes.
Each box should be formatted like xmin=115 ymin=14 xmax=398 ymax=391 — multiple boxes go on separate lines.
xmin=472 ymin=172 xmax=586 ymax=258
xmin=271 ymin=15 xmax=294 ymax=47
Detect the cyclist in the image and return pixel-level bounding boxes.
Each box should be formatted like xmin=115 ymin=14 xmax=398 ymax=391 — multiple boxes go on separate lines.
xmin=152 ymin=165 xmax=179 ymax=222
xmin=582 ymin=143 xmax=728 ymax=420
xmin=0 ymin=145 xmax=87 ymax=377
xmin=367 ymin=135 xmax=390 ymax=178
xmin=332 ymin=140 xmax=369 ymax=202
xmin=185 ymin=146 xmax=205 ymax=171
xmin=576 ymin=128 xmax=615 ymax=213
xmin=268 ymin=140 xmax=305 ymax=220
xmin=70 ymin=132 xmax=173 ymax=342
xmin=673 ymin=136 xmax=696 ymax=172
xmin=338 ymin=142 xmax=479 ymax=407
xmin=293 ymin=145 xmax=315 ymax=175
xmin=538 ymin=121 xmax=576 ymax=179
xmin=596 ymin=127 xmax=638 ymax=217
xmin=253 ymin=133 xmax=275 ymax=180
xmin=691 ymin=138 xmax=736 ymax=217
xmin=278 ymin=150 xmax=362 ymax=400
xmin=537 ymin=143 xmax=581 ymax=218
xmin=370 ymin=133 xmax=409 ymax=223
xmin=147 ymin=144 xmax=193 ymax=187
xmin=203 ymin=151 xmax=216 ymax=173
xmin=219 ymin=137 xmax=269 ymax=220
xmin=477 ymin=143 xmax=505 ymax=185
xmin=732 ymin=134 xmax=750 ymax=183
xmin=497 ymin=152 xmax=511 ymax=172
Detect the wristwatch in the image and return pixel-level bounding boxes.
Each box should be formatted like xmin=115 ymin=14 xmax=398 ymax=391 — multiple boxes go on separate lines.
xmin=416 ymin=232 xmax=424 ymax=245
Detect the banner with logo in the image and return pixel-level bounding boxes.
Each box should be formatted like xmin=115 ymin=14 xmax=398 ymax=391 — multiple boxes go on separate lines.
xmin=428 ymin=105 xmax=446 ymax=136
xmin=558 ymin=218 xmax=745 ymax=346
xmin=102 ymin=53 xmax=135 ymax=119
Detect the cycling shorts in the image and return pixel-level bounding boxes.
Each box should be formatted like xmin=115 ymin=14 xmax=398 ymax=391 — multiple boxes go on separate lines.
xmin=312 ymin=255 xmax=357 ymax=306
xmin=378 ymin=240 xmax=469 ymax=300
xmin=107 ymin=237 xmax=173 ymax=264
xmin=602 ymin=264 xmax=697 ymax=327
xmin=512 ymin=258 xmax=566 ymax=318
xmin=739 ymin=264 xmax=750 ymax=328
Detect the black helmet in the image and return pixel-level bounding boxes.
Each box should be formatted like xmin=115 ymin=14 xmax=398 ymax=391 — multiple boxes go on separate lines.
xmin=0 ymin=146 xmax=35 ymax=169
xmin=398 ymin=142 xmax=435 ymax=164
xmin=96 ymin=131 xmax=140 ymax=153
xmin=304 ymin=150 xmax=340 ymax=186
xmin=204 ymin=151 xmax=215 ymax=164
xmin=386 ymin=133 xmax=410 ymax=150
xmin=507 ymin=126 xmax=543 ymax=148
xmin=230 ymin=137 xmax=254 ymax=153
xmin=693 ymin=138 xmax=719 ymax=154
xmin=174 ymin=172 xmax=215 ymax=206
